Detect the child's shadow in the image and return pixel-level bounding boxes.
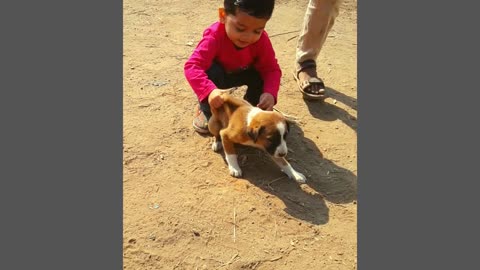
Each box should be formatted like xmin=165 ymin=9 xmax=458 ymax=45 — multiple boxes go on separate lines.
xmin=232 ymin=122 xmax=357 ymax=225
xmin=304 ymin=87 xmax=357 ymax=132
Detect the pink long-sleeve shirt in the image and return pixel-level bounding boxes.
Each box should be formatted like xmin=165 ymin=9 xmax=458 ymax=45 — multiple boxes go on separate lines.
xmin=184 ymin=22 xmax=282 ymax=103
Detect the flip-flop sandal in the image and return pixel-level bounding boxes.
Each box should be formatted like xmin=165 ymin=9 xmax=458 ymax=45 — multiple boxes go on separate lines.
xmin=293 ymin=60 xmax=326 ymax=100
xmin=192 ymin=104 xmax=210 ymax=134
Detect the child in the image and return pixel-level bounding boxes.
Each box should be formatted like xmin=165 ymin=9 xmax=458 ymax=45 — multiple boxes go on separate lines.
xmin=184 ymin=0 xmax=281 ymax=134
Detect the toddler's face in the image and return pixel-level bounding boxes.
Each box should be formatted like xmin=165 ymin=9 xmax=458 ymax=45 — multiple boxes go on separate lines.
xmin=221 ymin=10 xmax=268 ymax=48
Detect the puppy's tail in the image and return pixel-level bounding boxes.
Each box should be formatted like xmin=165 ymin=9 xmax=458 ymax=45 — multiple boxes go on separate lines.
xmin=213 ymin=86 xmax=250 ymax=115
xmin=218 ymin=85 xmax=248 ymax=96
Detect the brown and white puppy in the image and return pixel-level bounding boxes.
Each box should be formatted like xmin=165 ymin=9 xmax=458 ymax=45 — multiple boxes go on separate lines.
xmin=208 ymin=92 xmax=306 ymax=183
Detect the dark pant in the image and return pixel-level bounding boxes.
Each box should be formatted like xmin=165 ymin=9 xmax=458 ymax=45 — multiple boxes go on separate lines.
xmin=199 ymin=62 xmax=263 ymax=120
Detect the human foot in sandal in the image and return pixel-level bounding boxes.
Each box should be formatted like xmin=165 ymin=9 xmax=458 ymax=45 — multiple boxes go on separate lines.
xmin=293 ymin=59 xmax=327 ymax=100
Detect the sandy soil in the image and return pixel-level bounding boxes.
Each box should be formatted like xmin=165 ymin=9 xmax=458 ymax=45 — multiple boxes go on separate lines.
xmin=123 ymin=0 xmax=357 ymax=269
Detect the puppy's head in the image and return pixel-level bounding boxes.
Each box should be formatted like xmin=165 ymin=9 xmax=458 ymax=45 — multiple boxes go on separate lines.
xmin=247 ymin=111 xmax=290 ymax=158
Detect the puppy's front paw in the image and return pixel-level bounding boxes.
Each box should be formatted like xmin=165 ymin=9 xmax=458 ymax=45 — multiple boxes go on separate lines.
xmin=291 ymin=171 xmax=307 ymax=183
xmin=281 ymin=165 xmax=307 ymax=184
xmin=211 ymin=141 xmax=223 ymax=152
xmin=228 ymin=166 xmax=242 ymax=178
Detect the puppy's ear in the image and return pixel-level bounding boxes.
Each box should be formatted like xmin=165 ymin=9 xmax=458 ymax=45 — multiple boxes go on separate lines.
xmin=247 ymin=126 xmax=265 ymax=143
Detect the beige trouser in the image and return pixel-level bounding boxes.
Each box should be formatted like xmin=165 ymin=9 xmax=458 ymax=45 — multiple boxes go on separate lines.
xmin=296 ymin=0 xmax=341 ymax=67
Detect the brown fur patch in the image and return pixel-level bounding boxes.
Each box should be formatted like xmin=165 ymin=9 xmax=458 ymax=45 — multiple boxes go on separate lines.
xmin=208 ymin=93 xmax=286 ymax=154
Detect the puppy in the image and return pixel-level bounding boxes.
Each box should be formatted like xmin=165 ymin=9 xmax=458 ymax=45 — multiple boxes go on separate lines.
xmin=208 ymin=92 xmax=306 ymax=183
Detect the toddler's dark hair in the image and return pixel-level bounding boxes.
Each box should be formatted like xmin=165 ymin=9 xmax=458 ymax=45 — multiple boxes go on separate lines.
xmin=224 ymin=0 xmax=275 ymax=19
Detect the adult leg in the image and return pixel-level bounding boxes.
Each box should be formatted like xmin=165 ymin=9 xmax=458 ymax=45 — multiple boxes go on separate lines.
xmin=295 ymin=0 xmax=341 ymax=99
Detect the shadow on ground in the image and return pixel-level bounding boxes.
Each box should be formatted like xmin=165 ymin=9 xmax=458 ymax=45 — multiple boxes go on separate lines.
xmin=214 ymin=119 xmax=357 ymax=225
xmin=304 ymin=87 xmax=357 ymax=132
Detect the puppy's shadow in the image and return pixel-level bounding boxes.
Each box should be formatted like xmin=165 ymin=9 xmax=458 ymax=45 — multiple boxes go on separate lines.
xmin=229 ymin=145 xmax=330 ymax=225
xmin=287 ymin=122 xmax=357 ymax=205
xmin=228 ymin=121 xmax=357 ymax=225
xmin=304 ymin=87 xmax=357 ymax=132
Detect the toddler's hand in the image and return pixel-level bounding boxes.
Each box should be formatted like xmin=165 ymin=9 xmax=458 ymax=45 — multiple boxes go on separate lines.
xmin=208 ymin=89 xmax=224 ymax=108
xmin=257 ymin=93 xmax=275 ymax=111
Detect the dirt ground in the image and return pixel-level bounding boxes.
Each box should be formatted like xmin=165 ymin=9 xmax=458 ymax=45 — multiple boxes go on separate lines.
xmin=123 ymin=0 xmax=357 ymax=269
